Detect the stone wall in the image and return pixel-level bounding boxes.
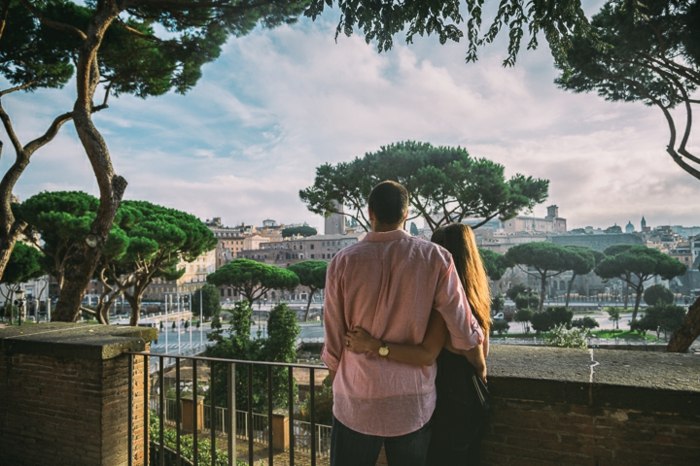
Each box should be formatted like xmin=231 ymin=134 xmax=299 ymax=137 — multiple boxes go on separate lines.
xmin=1 ymin=323 xmax=699 ymax=466
xmin=0 ymin=323 xmax=156 ymax=466
xmin=480 ymin=346 xmax=700 ymax=466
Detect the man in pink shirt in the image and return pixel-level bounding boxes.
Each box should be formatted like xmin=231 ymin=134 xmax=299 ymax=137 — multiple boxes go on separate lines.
xmin=322 ymin=180 xmax=484 ymax=466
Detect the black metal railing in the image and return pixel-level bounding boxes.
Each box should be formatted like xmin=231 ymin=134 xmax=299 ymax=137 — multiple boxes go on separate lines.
xmin=128 ymin=352 xmax=331 ymax=466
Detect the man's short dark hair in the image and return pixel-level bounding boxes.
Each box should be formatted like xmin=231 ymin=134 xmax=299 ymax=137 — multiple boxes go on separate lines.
xmin=368 ymin=180 xmax=409 ymax=225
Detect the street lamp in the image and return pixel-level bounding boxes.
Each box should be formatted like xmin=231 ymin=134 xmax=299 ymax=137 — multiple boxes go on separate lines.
xmin=14 ymin=289 xmax=25 ymax=326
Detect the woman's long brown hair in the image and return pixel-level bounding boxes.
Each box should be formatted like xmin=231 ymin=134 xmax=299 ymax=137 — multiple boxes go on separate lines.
xmin=431 ymin=223 xmax=491 ymax=332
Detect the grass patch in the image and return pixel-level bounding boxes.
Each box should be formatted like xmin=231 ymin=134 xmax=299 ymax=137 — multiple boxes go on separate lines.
xmin=591 ymin=329 xmax=660 ymax=342
xmin=491 ymin=329 xmax=662 ymax=343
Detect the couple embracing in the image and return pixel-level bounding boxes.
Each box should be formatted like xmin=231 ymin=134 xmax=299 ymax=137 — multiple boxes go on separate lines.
xmin=322 ymin=180 xmax=491 ymax=466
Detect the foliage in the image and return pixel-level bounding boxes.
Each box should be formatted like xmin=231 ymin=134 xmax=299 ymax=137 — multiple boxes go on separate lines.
xmin=643 ymin=284 xmax=675 ymax=306
xmin=150 ymin=414 xmax=242 ymax=466
xmin=19 ymin=192 xmax=216 ymax=324
xmin=632 ymin=305 xmax=687 ymax=339
xmin=106 ymin=199 xmax=216 ymax=324
xmin=261 ymin=303 xmax=301 ymax=408
xmin=207 ymin=302 xmax=299 ymax=412
xmin=506 ymin=284 xmax=528 ymax=301
xmin=544 ymin=324 xmax=590 ymax=349
xmin=596 ymin=245 xmax=686 ymax=321
xmin=17 ymin=191 xmax=99 ymax=287
xmin=491 ymin=319 xmax=510 ymax=335
xmin=480 ymin=248 xmax=508 ymax=281
xmin=530 ymin=311 xmax=554 ymax=333
xmin=288 ymin=260 xmax=327 ymax=321
xmin=505 ymin=242 xmax=576 ymax=311
xmin=299 ymin=375 xmax=333 ymax=426
xmin=0 ymin=0 xmax=311 ymax=320
xmin=491 ymin=294 xmax=505 ymax=313
xmin=555 ymin=0 xmax=700 ymax=180
xmin=191 ymin=284 xmax=222 ymax=320
xmin=571 ymin=316 xmax=599 ymax=329
xmin=282 ymin=225 xmax=317 ymax=238
xmin=514 ymin=291 xmax=539 ymax=311
xmin=1 ymin=242 xmax=44 ymax=285
xmin=306 ymin=0 xmax=588 ymax=66
xmin=548 ymin=307 xmax=574 ymax=326
xmin=299 ymin=141 xmax=548 ymax=232
xmin=531 ymin=307 xmax=573 ymax=333
xmin=562 ymin=245 xmax=597 ymax=306
xmin=514 ymin=308 xmax=533 ymax=333
xmin=605 ymin=306 xmax=622 ymax=330
xmin=207 ymin=259 xmax=299 ymax=306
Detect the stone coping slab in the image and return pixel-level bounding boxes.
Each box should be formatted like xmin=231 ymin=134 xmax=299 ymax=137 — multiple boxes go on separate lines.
xmin=488 ymin=345 xmax=700 ymax=415
xmin=0 ymin=323 xmax=157 ymax=360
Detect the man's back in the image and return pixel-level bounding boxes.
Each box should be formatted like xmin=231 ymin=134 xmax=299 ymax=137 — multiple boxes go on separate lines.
xmin=322 ymin=229 xmax=473 ymax=436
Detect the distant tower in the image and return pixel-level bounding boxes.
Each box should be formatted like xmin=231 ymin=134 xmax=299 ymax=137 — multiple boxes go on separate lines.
xmin=641 ymin=216 xmax=647 ymax=231
xmin=546 ymin=205 xmax=559 ymax=219
xmin=625 ymin=220 xmax=635 ymax=233
xmin=324 ymin=200 xmax=346 ymax=235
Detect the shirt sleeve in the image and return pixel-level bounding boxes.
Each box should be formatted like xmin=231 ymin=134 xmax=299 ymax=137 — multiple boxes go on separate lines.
xmin=433 ymin=258 xmax=484 ymax=351
xmin=321 ymin=258 xmax=345 ymax=372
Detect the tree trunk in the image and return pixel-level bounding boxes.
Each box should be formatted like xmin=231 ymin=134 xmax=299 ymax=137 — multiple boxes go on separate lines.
xmin=565 ymin=275 xmax=575 ymax=307
xmin=538 ymin=272 xmax=547 ymax=312
xmin=95 ymin=290 xmax=120 ymax=324
xmin=667 ymin=296 xmax=700 ymax=353
xmin=631 ymin=285 xmax=643 ymax=322
xmin=52 ymin=4 xmax=127 ymax=322
xmin=126 ymin=292 xmax=143 ymax=327
xmin=303 ymin=289 xmax=315 ymax=322
xmin=0 ymin=224 xmax=21 ymax=282
xmin=0 ymin=146 xmax=28 ymax=280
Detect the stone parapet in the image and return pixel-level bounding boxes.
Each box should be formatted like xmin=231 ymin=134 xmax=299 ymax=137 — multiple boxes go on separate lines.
xmin=0 ymin=323 xmax=156 ymax=466
xmin=482 ymin=345 xmax=700 ymax=465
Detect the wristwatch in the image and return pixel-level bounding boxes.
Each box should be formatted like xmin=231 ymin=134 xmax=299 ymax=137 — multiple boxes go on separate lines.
xmin=378 ymin=341 xmax=390 ymax=357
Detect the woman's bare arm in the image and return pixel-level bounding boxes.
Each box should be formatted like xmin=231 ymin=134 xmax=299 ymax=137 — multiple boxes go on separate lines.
xmin=345 ymin=311 xmax=447 ymax=366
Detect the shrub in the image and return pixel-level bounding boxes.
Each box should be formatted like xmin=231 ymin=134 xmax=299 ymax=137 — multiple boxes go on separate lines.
xmin=643 ymin=284 xmax=674 ymax=306
xmin=545 ymin=324 xmax=590 ymax=349
xmin=491 ymin=319 xmax=510 ymax=335
xmin=530 ymin=311 xmax=554 ymax=333
xmin=491 ymin=294 xmax=505 ymax=312
xmin=632 ymin=305 xmax=686 ymax=338
xmin=547 ymin=306 xmax=574 ymax=327
xmin=506 ymin=284 xmax=528 ymax=301
xmin=605 ymin=307 xmax=622 ymax=329
xmin=514 ymin=292 xmax=539 ymax=311
xmin=514 ymin=309 xmax=533 ymax=332
xmin=571 ymin=316 xmax=599 ymax=329
xmin=150 ymin=414 xmax=244 ymax=466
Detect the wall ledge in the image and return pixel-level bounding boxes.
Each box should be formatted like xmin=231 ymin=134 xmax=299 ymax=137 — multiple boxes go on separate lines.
xmin=488 ymin=345 xmax=700 ymax=417
xmin=0 ymin=323 xmax=157 ymax=360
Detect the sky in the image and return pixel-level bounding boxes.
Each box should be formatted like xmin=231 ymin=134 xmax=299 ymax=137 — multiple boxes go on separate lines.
xmin=2 ymin=7 xmax=699 ymax=234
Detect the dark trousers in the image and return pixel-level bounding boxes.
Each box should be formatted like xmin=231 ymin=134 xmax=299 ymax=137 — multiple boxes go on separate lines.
xmin=330 ymin=415 xmax=432 ymax=466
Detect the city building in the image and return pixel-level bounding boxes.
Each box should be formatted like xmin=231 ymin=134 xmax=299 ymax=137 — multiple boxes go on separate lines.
xmin=237 ymin=233 xmax=364 ymax=266
xmin=501 ymin=205 xmax=567 ymax=235
xmin=144 ymin=248 xmax=217 ymax=303
xmin=324 ymin=201 xmax=346 ymax=235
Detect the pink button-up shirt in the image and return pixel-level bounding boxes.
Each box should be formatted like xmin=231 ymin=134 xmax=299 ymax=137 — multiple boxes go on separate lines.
xmin=322 ymin=229 xmax=483 ymax=437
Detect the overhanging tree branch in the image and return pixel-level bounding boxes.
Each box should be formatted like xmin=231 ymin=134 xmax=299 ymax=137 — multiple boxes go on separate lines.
xmin=19 ymin=0 xmax=88 ymax=40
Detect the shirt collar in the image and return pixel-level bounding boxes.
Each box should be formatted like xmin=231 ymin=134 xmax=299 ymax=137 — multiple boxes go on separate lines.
xmin=363 ymin=229 xmax=411 ymax=242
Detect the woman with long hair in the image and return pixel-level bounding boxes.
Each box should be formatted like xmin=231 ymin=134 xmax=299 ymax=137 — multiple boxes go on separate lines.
xmin=345 ymin=223 xmax=491 ymax=465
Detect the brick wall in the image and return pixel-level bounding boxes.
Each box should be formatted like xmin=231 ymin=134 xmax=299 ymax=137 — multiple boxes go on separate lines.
xmin=367 ymin=345 xmax=700 ymax=466
xmin=478 ymin=346 xmax=700 ymax=466
xmin=0 ymin=324 xmax=156 ymax=466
